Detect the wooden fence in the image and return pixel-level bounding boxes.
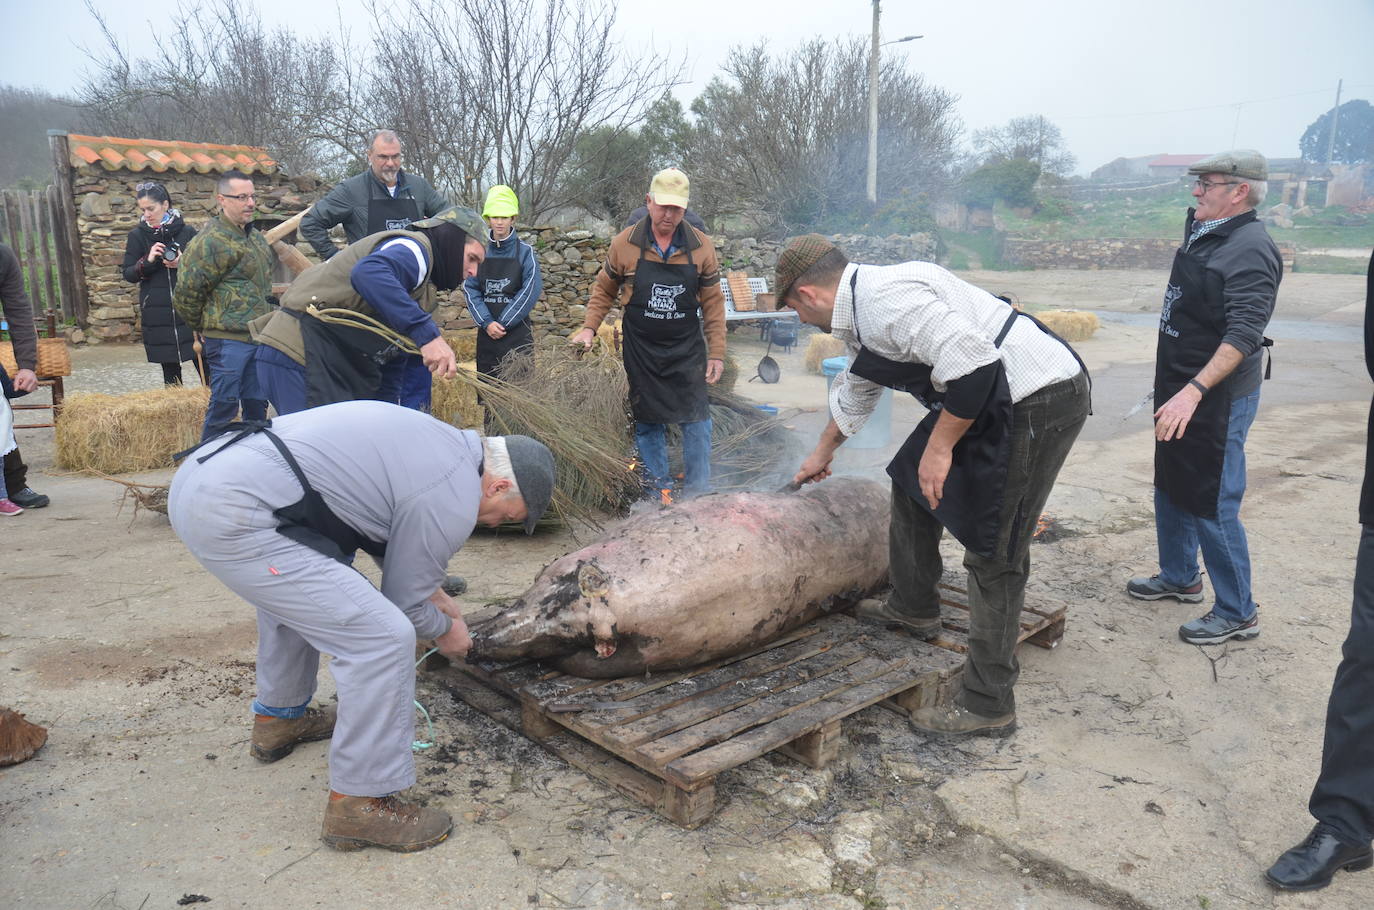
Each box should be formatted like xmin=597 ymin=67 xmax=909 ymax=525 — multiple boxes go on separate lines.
xmin=0 ymin=186 xmax=69 ymax=324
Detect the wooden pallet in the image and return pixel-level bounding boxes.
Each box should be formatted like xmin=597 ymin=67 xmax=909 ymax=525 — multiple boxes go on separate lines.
xmin=427 ymin=583 xmax=1065 ymax=827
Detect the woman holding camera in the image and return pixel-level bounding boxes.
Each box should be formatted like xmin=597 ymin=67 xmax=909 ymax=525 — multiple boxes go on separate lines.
xmin=122 ymin=181 xmax=202 ymax=385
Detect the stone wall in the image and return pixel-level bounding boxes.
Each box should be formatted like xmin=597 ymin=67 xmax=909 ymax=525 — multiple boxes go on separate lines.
xmin=71 ymin=166 xmax=323 ymax=341
xmin=1003 ymin=237 xmax=1178 ymax=270
xmin=430 ymin=229 xmax=940 ymax=341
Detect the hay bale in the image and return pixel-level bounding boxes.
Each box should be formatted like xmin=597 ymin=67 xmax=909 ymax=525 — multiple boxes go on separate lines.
xmin=1033 ymin=310 xmax=1100 ymax=342
xmin=443 ymin=331 xmax=478 ymax=364
xmin=431 ymin=360 xmax=484 ymax=428
xmin=804 ymin=333 xmax=848 ymax=374
xmin=55 ymin=387 xmax=209 ymax=474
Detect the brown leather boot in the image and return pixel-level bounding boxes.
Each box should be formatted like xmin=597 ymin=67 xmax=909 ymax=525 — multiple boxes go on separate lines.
xmin=249 ymin=706 xmax=337 ymax=763
xmin=321 ymin=793 xmax=453 ymax=852
xmin=854 ymin=598 xmax=942 ymax=639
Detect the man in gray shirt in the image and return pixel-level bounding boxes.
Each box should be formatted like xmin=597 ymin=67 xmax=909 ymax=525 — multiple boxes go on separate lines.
xmin=168 ymin=400 xmax=554 ymax=852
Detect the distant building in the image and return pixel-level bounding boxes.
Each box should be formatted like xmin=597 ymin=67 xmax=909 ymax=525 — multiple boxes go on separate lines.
xmin=1091 ymin=154 xmax=1160 ymax=179
xmin=1146 ymin=154 xmax=1210 ymax=178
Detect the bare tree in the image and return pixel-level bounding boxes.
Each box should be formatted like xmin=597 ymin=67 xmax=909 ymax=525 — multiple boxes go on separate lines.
xmin=971 ymin=114 xmax=1076 ymax=178
xmin=395 ymin=0 xmax=684 ymax=217
xmin=684 ymin=38 xmax=961 ymax=236
xmin=75 ymin=0 xmax=359 ymax=178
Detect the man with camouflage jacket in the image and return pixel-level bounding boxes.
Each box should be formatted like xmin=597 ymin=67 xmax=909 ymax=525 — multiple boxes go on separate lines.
xmin=173 ymin=169 xmax=276 ymax=440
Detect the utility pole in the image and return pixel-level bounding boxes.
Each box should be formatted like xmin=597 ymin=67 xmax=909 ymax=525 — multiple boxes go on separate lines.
xmin=1324 ymin=78 xmax=1343 ymax=167
xmin=867 ymin=0 xmax=880 ymax=205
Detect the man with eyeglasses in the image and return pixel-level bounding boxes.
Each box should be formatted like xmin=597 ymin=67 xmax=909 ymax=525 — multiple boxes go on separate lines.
xmin=173 ymin=169 xmax=276 ymax=440
xmin=1127 ymin=150 xmax=1281 ymax=646
xmin=300 ymin=130 xmax=449 ymax=411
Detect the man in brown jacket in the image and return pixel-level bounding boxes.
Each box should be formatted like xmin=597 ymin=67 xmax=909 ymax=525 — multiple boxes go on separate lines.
xmin=571 ymin=168 xmax=725 ymax=497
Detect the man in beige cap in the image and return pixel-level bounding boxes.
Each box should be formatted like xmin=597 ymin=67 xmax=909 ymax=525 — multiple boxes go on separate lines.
xmin=776 ymin=235 xmax=1089 ymax=737
xmin=572 ymin=168 xmax=726 ymax=497
xmin=1126 ymin=150 xmax=1281 ymax=647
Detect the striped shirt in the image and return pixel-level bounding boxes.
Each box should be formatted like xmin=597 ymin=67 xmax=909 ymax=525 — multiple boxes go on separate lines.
xmin=827 ymin=262 xmax=1082 ymax=438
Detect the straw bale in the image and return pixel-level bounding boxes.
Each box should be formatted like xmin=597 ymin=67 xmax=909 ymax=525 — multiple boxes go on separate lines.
xmin=804 ymin=333 xmax=848 ymax=373
xmin=55 ymin=387 xmax=209 ymax=474
xmin=443 ymin=331 xmax=478 ymax=364
xmin=1033 ymin=310 xmax=1100 ymax=342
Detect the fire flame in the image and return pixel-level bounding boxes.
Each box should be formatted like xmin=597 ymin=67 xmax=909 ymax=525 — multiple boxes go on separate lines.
xmin=659 ymin=488 xmax=674 ymax=506
xmin=1033 ymin=513 xmax=1053 ymax=539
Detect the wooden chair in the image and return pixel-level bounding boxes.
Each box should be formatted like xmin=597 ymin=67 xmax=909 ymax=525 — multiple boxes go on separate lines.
xmin=2 ymin=312 xmax=69 ymax=430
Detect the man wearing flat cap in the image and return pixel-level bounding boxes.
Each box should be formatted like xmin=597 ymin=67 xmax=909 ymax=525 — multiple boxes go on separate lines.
xmin=1127 ymin=150 xmax=1281 ymax=647
xmin=571 ymin=168 xmax=726 ymax=498
xmin=777 ymin=235 xmax=1090 ymax=737
xmin=252 ymin=205 xmax=487 ymax=415
xmin=169 ymin=399 xmax=555 ymax=852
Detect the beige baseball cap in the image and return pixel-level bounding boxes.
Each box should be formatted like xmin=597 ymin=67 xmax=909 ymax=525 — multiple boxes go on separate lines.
xmin=648 ymin=168 xmax=690 ymax=208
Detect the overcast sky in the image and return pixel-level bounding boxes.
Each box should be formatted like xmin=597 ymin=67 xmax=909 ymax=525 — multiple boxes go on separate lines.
xmin=5 ymin=0 xmax=1372 ymax=175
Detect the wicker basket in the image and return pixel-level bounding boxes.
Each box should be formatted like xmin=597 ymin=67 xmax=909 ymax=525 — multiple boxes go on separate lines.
xmin=1 ymin=337 xmax=72 ymax=378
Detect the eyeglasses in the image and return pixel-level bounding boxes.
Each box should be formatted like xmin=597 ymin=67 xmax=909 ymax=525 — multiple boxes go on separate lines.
xmin=219 ymin=192 xmax=257 ymax=202
xmin=135 ymin=181 xmax=162 ymax=192
xmin=1193 ymin=178 xmax=1240 ymax=193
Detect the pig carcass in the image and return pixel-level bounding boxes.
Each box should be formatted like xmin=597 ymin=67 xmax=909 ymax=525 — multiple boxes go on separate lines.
xmin=467 ymin=477 xmax=890 ymax=677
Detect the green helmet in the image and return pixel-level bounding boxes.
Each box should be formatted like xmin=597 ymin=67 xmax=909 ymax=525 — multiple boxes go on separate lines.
xmin=482 ymin=185 xmax=520 ymax=218
xmin=410 ymin=205 xmax=488 ymax=243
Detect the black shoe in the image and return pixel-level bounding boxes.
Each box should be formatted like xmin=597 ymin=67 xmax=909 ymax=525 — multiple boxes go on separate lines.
xmin=9 ymin=487 xmax=49 ymax=509
xmin=440 ymin=575 xmax=467 ymax=597
xmin=1265 ymin=823 xmax=1373 ymax=892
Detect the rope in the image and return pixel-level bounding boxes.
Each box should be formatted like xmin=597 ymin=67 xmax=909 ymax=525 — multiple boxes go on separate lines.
xmin=305 ymin=305 xmax=422 ymax=356
xmin=411 ymin=647 xmax=441 ymax=751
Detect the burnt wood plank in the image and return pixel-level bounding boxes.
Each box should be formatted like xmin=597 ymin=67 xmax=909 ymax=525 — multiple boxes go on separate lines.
xmin=542 ymin=621 xmax=861 ymax=732
xmin=774 ymin=719 xmax=842 ymax=769
xmin=593 ymin=639 xmax=875 ymax=753
xmin=639 ymin=654 xmax=908 ymax=773
xmin=663 ymin=659 xmax=924 ymax=784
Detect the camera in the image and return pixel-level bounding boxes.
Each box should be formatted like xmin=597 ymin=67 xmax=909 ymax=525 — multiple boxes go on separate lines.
xmin=150 ymin=226 xmax=181 ymax=264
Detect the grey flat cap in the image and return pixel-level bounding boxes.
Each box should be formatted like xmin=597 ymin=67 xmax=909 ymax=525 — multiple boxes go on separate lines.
xmin=410 ymin=205 xmax=489 ymax=243
xmin=1188 ymin=149 xmax=1268 ymax=182
xmin=502 ymin=434 xmax=556 ymax=534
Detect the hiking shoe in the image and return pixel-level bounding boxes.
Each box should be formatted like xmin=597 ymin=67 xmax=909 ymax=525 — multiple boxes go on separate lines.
xmin=0 ymin=499 xmax=23 ymax=516
xmin=9 ymin=487 xmax=49 ymax=509
xmin=854 ymin=598 xmax=942 ymax=640
xmin=250 ymin=706 xmax=337 ymax=763
xmin=910 ymin=702 xmax=1017 ymax=738
xmin=1179 ymin=610 xmax=1259 ymax=645
xmin=322 ymin=793 xmax=453 ymax=853
xmin=440 ymin=575 xmax=467 ymax=597
xmin=1126 ymin=573 xmax=1204 ymax=603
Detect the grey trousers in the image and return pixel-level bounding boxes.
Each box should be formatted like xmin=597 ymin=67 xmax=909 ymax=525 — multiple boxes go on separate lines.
xmin=889 ymin=372 xmax=1090 ymax=716
xmin=168 ymin=441 xmax=418 ymax=796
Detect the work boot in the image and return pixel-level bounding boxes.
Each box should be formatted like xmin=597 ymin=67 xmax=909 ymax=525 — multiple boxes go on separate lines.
xmin=9 ymin=487 xmax=49 ymax=509
xmin=909 ymin=702 xmax=1017 ymax=738
xmin=321 ymin=793 xmax=453 ymax=853
xmin=854 ymin=598 xmax=942 ymax=640
xmin=441 ymin=575 xmax=467 ymax=597
xmin=1126 ymin=573 xmax=1204 ymax=603
xmin=1178 ymin=610 xmax=1259 ymax=645
xmin=250 ymin=706 xmax=337 ymax=763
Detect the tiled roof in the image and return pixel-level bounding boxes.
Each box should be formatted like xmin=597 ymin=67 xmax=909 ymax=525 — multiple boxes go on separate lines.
xmin=65 ymin=133 xmax=279 ymax=175
xmin=1147 ymin=154 xmax=1209 ymax=167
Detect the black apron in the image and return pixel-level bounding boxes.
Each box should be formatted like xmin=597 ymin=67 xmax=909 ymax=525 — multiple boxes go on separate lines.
xmin=475 ymin=251 xmax=533 ymax=377
xmin=1153 ymin=241 xmax=1235 ymax=519
xmin=176 ymin=421 xmax=388 ymax=564
xmin=283 ymin=308 xmax=399 ymax=408
xmin=621 ymin=242 xmax=710 ymax=423
xmin=367 ymin=187 xmax=422 ymax=234
xmin=847 ymin=269 xmax=1086 ymax=558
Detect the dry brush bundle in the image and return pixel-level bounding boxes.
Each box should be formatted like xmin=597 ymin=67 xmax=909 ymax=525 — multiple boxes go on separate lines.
xmin=55 ymin=387 xmax=209 ymax=474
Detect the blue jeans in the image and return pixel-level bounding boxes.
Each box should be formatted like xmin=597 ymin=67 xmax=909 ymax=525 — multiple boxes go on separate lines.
xmin=376 ymin=354 xmax=432 ymax=411
xmin=201 ymin=337 xmax=267 ymax=440
xmin=255 ymin=344 xmax=308 ymax=416
xmin=635 ymin=419 xmax=712 ymax=495
xmin=1153 ymin=390 xmax=1260 ymax=623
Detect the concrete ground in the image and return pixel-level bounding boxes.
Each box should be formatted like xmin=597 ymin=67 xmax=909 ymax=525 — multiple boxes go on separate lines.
xmin=2 ymin=267 xmax=1370 ymax=909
